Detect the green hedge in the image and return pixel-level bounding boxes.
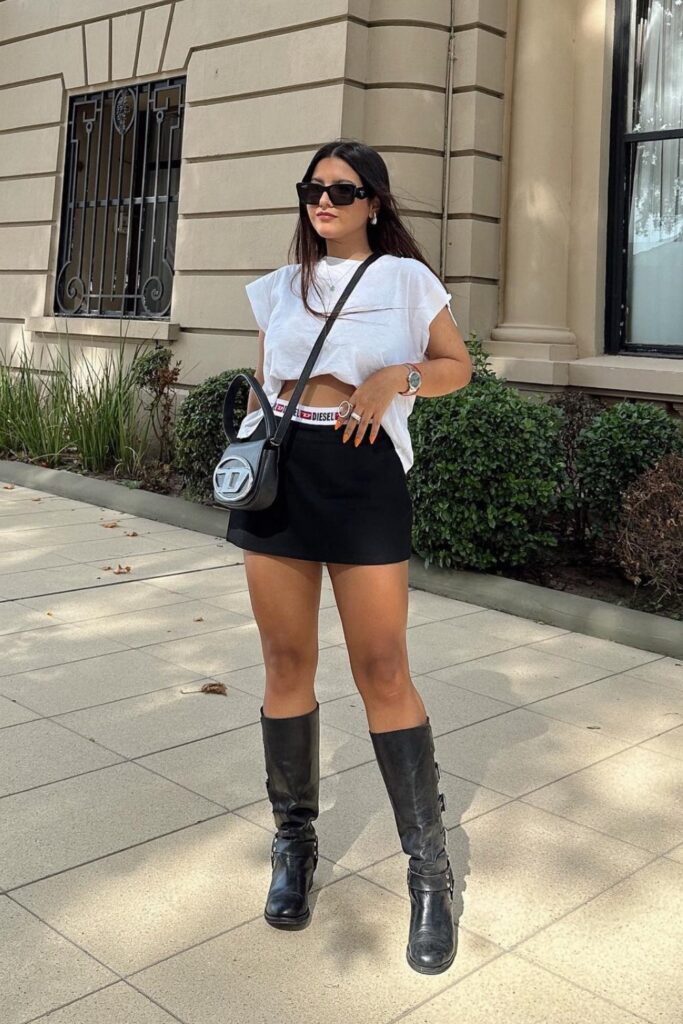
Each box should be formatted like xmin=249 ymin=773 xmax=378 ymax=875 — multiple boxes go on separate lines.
xmin=576 ymin=400 xmax=683 ymax=541
xmin=408 ymin=377 xmax=566 ymax=570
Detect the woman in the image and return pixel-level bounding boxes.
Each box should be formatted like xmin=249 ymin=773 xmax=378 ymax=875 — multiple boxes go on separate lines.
xmin=226 ymin=140 xmax=472 ymax=975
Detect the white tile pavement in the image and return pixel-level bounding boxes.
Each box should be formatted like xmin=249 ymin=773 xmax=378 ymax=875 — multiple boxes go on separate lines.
xmin=1 ymin=479 xmax=681 ymax=1024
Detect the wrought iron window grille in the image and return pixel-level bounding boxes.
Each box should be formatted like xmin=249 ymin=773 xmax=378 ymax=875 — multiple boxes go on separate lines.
xmin=54 ymin=77 xmax=186 ymax=320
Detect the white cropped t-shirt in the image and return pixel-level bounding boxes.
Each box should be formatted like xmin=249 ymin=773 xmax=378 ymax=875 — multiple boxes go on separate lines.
xmin=237 ymin=253 xmax=457 ymax=474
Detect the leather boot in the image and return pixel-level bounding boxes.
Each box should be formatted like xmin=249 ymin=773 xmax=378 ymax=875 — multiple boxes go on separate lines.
xmin=370 ymin=716 xmax=456 ymax=974
xmin=260 ymin=701 xmax=320 ymax=929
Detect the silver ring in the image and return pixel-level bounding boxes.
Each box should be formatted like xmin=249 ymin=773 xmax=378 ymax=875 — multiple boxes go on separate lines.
xmin=350 ymin=411 xmax=362 ymax=422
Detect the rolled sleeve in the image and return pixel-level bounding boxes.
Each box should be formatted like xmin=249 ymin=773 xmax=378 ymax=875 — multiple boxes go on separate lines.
xmin=407 ymin=261 xmax=458 ymax=353
xmin=245 ymin=272 xmax=275 ymax=333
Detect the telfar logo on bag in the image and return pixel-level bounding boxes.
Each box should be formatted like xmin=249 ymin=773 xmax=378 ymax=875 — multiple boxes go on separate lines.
xmin=214 ymin=453 xmax=254 ymax=501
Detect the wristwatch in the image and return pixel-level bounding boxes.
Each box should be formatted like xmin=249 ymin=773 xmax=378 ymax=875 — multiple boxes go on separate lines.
xmin=399 ymin=363 xmax=422 ymax=396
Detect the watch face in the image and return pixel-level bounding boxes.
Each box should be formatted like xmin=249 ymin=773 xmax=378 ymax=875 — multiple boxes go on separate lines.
xmin=407 ymin=370 xmax=421 ymax=388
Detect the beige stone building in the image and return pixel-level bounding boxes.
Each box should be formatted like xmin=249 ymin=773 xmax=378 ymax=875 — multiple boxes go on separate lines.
xmin=0 ymin=0 xmax=681 ymax=415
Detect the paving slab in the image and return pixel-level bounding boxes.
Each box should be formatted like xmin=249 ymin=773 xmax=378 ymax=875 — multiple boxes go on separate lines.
xmin=640 ymin=723 xmax=683 ymax=760
xmin=0 ymin=693 xmax=39 ymax=727
xmin=18 ymin=578 xmax=191 ymax=622
xmin=0 ymin=600 xmax=67 ymax=635
xmin=67 ymin=597 xmax=249 ymax=648
xmin=427 ymin=644 xmax=612 ymax=704
xmin=433 ymin=706 xmax=631 ymax=797
xmin=529 ymin=632 xmax=663 ymax=672
xmin=623 ymin=655 xmax=683 ymax=688
xmin=29 ymin=983 xmax=179 ymax=1023
xmin=517 ymin=856 xmax=683 ymax=1024
xmin=398 ymin=951 xmax=646 ymax=1023
xmin=54 ymin=683 xmax=263 ymax=759
xmin=520 ymin=744 xmax=683 ymax=852
xmin=0 ymin=718 xmax=121 ymax=797
xmin=0 ymin=762 xmax=224 ymax=890
xmin=0 ymin=896 xmax=115 ymax=1024
xmin=527 ymin=669 xmax=683 ymax=742
xmin=0 ymin=648 xmax=205 ymax=716
xmin=0 ymin=620 xmax=128 ymax=676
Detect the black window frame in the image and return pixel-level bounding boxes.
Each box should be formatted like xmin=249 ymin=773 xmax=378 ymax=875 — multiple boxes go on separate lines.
xmin=605 ymin=0 xmax=683 ymax=357
xmin=54 ymin=76 xmax=186 ymax=321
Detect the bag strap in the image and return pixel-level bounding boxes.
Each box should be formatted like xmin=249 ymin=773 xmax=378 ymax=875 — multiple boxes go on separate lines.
xmin=222 ymin=250 xmax=383 ymax=446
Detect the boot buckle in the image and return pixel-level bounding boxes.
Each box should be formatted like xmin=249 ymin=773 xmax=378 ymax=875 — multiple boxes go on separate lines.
xmin=434 ymin=760 xmax=441 ymax=780
xmin=439 ymin=792 xmax=446 ymax=813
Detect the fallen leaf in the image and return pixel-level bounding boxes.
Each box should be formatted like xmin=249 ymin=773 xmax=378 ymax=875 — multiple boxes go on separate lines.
xmin=112 ymin=563 xmax=132 ymax=574
xmin=100 ymin=565 xmax=112 ymax=571
xmin=3 ymin=484 xmax=15 ymax=490
xmin=200 ymin=681 xmax=227 ymax=695
xmin=180 ymin=681 xmax=227 ymax=696
xmin=193 ymin=616 xmax=204 ymax=622
xmin=46 ymin=611 xmax=54 ymax=617
xmin=100 ymin=521 xmax=119 ymax=529
xmin=124 ymin=530 xmax=138 ymax=537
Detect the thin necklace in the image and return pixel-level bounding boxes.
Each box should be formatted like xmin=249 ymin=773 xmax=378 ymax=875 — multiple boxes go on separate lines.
xmin=318 ymin=255 xmax=361 ymax=293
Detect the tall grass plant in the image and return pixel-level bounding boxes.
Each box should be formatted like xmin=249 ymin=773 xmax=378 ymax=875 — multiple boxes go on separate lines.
xmin=0 ymin=328 xmax=154 ymax=476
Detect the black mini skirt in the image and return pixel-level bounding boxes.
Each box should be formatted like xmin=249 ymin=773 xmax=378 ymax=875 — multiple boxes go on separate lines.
xmin=225 ymin=415 xmax=412 ymax=565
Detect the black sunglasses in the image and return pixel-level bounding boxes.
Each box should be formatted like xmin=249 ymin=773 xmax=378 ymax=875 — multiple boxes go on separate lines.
xmin=296 ymin=180 xmax=372 ymax=206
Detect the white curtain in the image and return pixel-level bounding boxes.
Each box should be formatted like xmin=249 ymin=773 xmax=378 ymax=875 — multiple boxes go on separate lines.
xmin=628 ymin=0 xmax=683 ymax=347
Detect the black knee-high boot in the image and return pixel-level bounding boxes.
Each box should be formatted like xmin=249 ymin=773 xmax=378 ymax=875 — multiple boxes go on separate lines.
xmin=260 ymin=701 xmax=320 ymax=929
xmin=370 ymin=716 xmax=456 ymax=974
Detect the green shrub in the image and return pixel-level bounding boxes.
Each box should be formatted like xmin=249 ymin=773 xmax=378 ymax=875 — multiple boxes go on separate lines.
xmin=576 ymin=400 xmax=683 ymax=542
xmin=409 ymin=378 xmax=565 ymax=571
xmin=174 ymin=367 xmax=254 ymax=502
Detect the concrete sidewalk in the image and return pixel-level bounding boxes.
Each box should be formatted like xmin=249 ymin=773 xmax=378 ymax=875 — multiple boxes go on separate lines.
xmin=1 ymin=479 xmax=682 ymax=1024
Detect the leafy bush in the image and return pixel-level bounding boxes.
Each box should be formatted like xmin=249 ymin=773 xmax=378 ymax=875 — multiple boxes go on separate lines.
xmin=408 ymin=378 xmax=565 ymax=570
xmin=546 ymin=390 xmax=605 ymax=544
xmin=575 ymin=400 xmax=683 ymax=543
xmin=615 ymin=453 xmax=683 ymax=608
xmin=174 ymin=367 xmax=254 ymax=502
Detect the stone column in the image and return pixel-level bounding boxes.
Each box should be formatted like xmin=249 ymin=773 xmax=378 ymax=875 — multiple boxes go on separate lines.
xmin=489 ymin=0 xmax=578 ymax=367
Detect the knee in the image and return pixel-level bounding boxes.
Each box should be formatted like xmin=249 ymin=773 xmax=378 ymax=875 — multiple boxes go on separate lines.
xmin=354 ymin=649 xmax=408 ymax=702
xmin=264 ymin=643 xmax=316 ymax=686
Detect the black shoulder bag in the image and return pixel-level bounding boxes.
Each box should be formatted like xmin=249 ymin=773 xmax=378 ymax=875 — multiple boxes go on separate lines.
xmin=213 ymin=251 xmax=382 ymax=510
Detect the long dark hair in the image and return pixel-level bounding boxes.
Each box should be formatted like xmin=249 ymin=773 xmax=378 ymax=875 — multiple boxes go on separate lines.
xmin=288 ymin=139 xmax=439 ymax=322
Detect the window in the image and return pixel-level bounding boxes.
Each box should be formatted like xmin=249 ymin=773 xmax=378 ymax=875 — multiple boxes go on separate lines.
xmin=54 ymin=77 xmax=185 ymax=319
xmin=606 ymin=0 xmax=683 ymax=355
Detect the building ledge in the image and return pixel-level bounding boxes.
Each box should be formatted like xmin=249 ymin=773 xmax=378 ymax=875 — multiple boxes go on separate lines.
xmin=24 ymin=317 xmax=179 ymax=342
xmin=488 ymin=352 xmax=683 ymax=400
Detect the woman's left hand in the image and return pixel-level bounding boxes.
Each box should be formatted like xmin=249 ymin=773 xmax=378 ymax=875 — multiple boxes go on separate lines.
xmin=336 ymin=366 xmax=400 ymax=446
